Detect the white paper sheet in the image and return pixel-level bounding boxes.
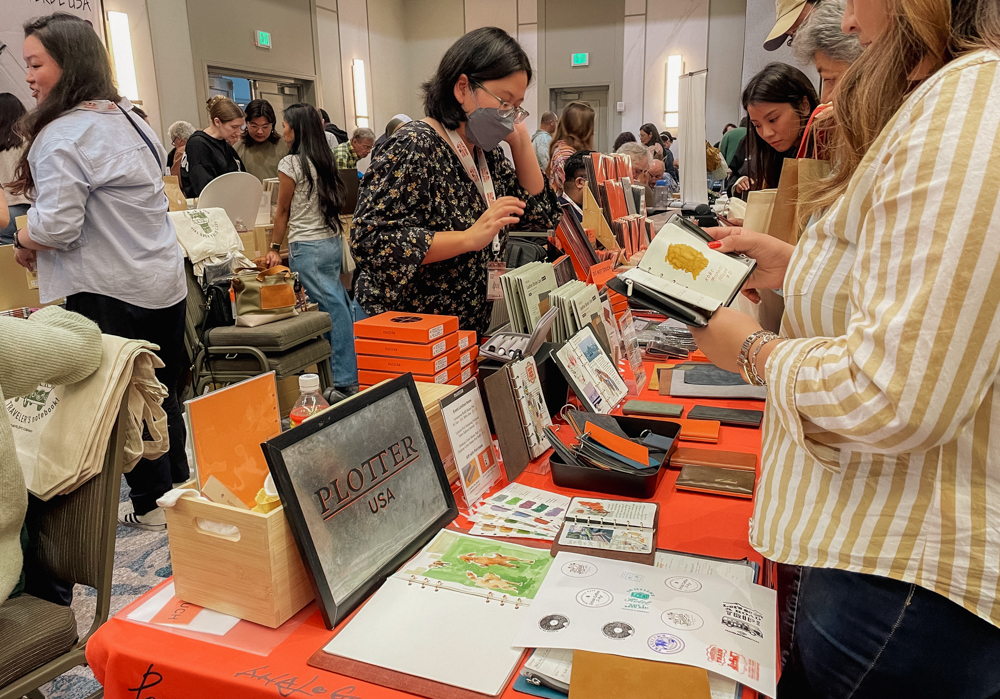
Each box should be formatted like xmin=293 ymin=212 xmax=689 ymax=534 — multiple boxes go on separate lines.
xmin=323 ymin=576 xmax=526 ymax=696
xmin=512 ymin=552 xmax=777 ymax=697
xmin=126 ymin=582 xmax=241 ymax=636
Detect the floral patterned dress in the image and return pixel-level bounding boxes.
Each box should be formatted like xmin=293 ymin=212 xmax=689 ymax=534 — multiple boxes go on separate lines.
xmin=352 ymin=121 xmax=562 ymax=336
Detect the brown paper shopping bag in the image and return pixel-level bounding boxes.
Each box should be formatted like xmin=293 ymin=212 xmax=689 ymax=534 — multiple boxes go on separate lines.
xmin=163 ymin=176 xmax=187 ymax=211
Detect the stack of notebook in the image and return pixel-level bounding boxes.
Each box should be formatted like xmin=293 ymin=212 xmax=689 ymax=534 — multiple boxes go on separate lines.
xmin=547 ymin=281 xmax=603 ymax=343
xmin=501 ymin=262 xmax=558 ymax=334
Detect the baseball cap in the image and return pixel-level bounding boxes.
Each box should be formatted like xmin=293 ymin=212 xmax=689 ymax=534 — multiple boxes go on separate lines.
xmin=764 ymin=0 xmax=809 ymax=51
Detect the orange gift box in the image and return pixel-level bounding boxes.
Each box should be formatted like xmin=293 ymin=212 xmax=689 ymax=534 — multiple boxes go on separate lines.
xmin=354 ymin=333 xmax=458 ymax=360
xmin=458 ymin=329 xmax=477 ymax=351
xmin=357 ymin=360 xmax=474 ymax=388
xmin=459 ymin=345 xmax=479 ymax=368
xmin=356 ymin=347 xmax=461 ymax=376
xmin=354 ymin=311 xmax=459 ymax=344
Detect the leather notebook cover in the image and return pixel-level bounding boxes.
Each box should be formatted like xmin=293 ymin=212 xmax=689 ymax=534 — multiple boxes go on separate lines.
xmin=667 ymin=418 xmax=720 ymax=443
xmin=549 ymin=502 xmax=659 ymax=566
xmin=675 ymin=465 xmax=755 ymax=498
xmin=483 ymin=367 xmax=531 ymax=481
xmin=584 ymin=422 xmax=650 ymax=466
xmin=687 ymin=404 xmax=763 ymax=427
xmin=670 ymin=447 xmax=757 ymax=472
xmin=665 ymin=363 xmax=768 ymax=400
xmin=568 ymin=650 xmax=712 ymax=699
xmin=621 ymin=399 xmax=684 ymax=418
xmin=307 ymin=650 xmax=504 ymax=699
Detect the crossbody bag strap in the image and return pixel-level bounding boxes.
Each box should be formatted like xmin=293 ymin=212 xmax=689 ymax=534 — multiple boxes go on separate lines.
xmin=118 ymin=104 xmax=163 ymax=171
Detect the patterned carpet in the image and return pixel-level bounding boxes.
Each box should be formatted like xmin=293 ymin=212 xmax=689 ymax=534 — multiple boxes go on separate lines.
xmin=38 ymin=478 xmax=172 ymax=699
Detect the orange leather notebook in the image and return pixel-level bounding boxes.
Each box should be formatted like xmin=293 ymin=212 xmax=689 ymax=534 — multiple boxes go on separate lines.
xmin=354 ymin=311 xmax=459 ymax=344
xmin=669 ymin=418 xmax=721 ymax=443
xmin=355 ymin=333 xmax=458 ymax=360
xmin=186 ymin=373 xmax=281 ymax=508
xmin=584 ymin=421 xmax=649 ymax=465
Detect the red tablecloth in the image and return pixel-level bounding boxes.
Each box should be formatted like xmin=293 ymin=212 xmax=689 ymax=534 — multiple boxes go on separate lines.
xmin=86 ymin=362 xmax=765 ymax=699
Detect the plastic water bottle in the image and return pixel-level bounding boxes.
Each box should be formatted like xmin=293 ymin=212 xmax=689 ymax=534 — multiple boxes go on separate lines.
xmin=653 ymin=180 xmax=670 ymax=208
xmin=289 ymin=374 xmax=330 ymax=427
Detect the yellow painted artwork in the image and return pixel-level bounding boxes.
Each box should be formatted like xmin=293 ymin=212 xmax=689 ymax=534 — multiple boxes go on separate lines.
xmin=666 ymin=244 xmax=709 ymax=280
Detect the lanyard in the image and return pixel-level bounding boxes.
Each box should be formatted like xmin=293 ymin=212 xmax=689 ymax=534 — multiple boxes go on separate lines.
xmin=446 ymin=129 xmax=501 ymax=256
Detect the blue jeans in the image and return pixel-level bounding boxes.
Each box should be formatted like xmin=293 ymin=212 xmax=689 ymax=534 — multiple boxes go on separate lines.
xmin=1 ymin=203 xmax=30 ymax=246
xmin=288 ymin=237 xmax=358 ymax=389
xmin=778 ymin=566 xmax=1000 ymax=699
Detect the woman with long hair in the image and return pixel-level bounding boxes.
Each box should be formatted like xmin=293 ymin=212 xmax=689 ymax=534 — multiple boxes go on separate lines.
xmin=0 ymin=93 xmax=28 ymax=245
xmin=10 ymin=12 xmax=186 ymax=534
xmin=639 ymin=122 xmax=666 ymax=161
xmin=264 ymin=104 xmax=357 ymax=393
xmin=234 ymin=98 xmax=288 ymax=181
xmin=728 ymin=62 xmax=818 ymax=197
xmin=180 ymin=95 xmax=245 ymax=198
xmin=352 ymin=27 xmax=560 ymax=336
xmin=547 ymin=101 xmax=595 ymax=194
xmin=693 ymin=0 xmax=1000 ymax=694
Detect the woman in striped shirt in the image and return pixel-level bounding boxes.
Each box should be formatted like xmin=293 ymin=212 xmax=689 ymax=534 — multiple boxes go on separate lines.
xmin=693 ymin=0 xmax=1000 ymax=695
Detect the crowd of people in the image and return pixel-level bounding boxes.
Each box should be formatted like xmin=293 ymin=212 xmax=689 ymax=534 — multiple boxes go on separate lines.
xmin=4 ymin=0 xmax=1000 ymax=694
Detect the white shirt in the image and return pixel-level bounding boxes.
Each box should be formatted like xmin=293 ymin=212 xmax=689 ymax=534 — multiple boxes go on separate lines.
xmin=277 ymin=154 xmax=338 ymax=243
xmin=27 ymin=98 xmax=185 ymax=309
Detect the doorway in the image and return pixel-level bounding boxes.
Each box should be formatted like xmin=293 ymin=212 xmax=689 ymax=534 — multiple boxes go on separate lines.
xmin=207 ymin=69 xmax=308 ymax=126
xmin=550 ymin=86 xmax=609 ymax=153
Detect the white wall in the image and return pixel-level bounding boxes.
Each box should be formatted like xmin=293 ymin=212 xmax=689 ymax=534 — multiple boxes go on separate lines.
xmin=339 ymin=0 xmax=375 ymax=132
xmin=402 ymin=0 xmax=465 ymax=120
xmin=145 ymin=0 xmax=200 ymax=141
xmin=742 ymin=0 xmax=817 ymax=92
xmin=643 ymin=0 xmax=709 ymax=138
xmin=103 ymin=0 xmax=164 ymax=138
xmin=317 ymin=1 xmax=347 ymax=128
xmin=368 ymin=0 xmax=410 ymax=131
xmin=465 ymin=0 xmax=517 ymax=35
xmin=706 ymin=0 xmax=746 ymax=142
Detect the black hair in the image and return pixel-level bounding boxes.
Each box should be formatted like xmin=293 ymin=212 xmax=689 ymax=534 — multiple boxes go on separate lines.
xmin=131 ymin=105 xmax=148 ymax=121
xmin=422 ymin=27 xmax=532 ymax=130
xmin=319 ymin=108 xmax=331 ymax=123
xmin=0 ymin=93 xmax=27 ymax=152
xmin=640 ymin=123 xmax=666 ymax=151
xmin=613 ymin=131 xmax=636 ymax=151
xmin=282 ymin=103 xmax=346 ymax=233
xmin=242 ymin=99 xmax=279 ymax=146
xmin=741 ymin=62 xmax=818 ymax=190
xmin=11 ymin=13 xmax=120 ymax=195
xmin=661 ymin=131 xmax=674 ymax=142
xmin=563 ymin=150 xmax=592 ymax=182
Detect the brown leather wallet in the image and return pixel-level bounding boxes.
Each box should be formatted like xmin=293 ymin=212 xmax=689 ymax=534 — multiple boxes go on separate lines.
xmin=675 ymin=465 xmax=755 ymax=498
xmin=670 ymin=447 xmax=757 ymax=471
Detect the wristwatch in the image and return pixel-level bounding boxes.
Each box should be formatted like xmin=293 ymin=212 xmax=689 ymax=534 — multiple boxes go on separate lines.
xmin=270 ymin=242 xmax=281 ymax=252
xmin=12 ymin=230 xmax=24 ymax=249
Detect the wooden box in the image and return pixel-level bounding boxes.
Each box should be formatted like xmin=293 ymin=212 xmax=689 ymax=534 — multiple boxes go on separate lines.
xmin=165 ymin=496 xmax=314 ymax=628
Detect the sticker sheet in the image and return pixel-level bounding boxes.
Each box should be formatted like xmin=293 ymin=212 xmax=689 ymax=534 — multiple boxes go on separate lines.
xmin=512 ymin=552 xmax=777 ymax=697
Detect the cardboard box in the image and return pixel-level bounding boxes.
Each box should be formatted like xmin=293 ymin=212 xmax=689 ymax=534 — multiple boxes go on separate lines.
xmin=458 ymin=329 xmax=477 ymax=351
xmin=354 ymin=311 xmax=459 ymax=344
xmin=356 ymin=346 xmax=461 ymax=375
xmin=165 ymin=499 xmax=313 ymax=628
xmin=354 ymin=333 xmax=458 ymax=360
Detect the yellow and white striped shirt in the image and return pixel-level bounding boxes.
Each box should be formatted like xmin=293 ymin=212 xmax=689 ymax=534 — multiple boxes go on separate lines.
xmin=757 ymin=49 xmax=1000 ymax=627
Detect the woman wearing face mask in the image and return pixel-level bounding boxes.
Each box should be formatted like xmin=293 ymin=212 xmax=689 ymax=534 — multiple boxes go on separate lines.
xmin=693 ymin=0 xmax=1000 ymax=695
xmin=727 ymin=63 xmax=818 ymax=197
xmin=352 ymin=27 xmax=560 ymax=336
xmin=180 ymin=95 xmax=246 ymax=198
xmin=10 ymin=13 xmax=187 ymax=535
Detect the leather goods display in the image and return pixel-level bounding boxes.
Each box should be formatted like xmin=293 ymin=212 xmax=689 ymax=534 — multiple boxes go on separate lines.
xmin=675 ymin=465 xmax=755 ymax=498
xmin=687 ymin=405 xmax=763 ymax=428
xmin=669 ymin=447 xmax=757 ymax=472
xmin=482 ymin=356 xmax=553 ymax=481
xmin=663 ymin=418 xmax=721 ymax=443
xmin=232 ymin=265 xmax=298 ymax=327
xmin=622 ymin=399 xmax=684 ymax=418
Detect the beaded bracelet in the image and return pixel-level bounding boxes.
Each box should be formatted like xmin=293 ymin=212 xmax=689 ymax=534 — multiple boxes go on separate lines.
xmin=748 ymin=332 xmax=780 ymax=386
xmin=737 ymin=330 xmax=773 ymax=385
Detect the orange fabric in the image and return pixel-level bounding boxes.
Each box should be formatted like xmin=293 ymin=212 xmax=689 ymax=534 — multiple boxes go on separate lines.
xmin=86 ymin=359 xmax=763 ymax=699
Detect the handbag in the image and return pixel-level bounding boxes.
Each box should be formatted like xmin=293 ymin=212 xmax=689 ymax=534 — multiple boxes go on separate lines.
xmin=232 ymin=265 xmax=299 ymax=327
xmin=202 ymin=280 xmax=235 ymax=332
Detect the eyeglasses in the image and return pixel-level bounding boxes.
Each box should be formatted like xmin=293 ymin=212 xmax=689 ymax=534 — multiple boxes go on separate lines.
xmin=472 ymin=83 xmax=529 ymax=124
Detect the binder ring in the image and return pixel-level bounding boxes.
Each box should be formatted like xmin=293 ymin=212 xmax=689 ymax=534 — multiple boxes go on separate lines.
xmin=515 ymin=597 xmax=523 ymax=609
xmin=408 ymin=575 xmax=416 ymax=586
xmin=486 ymin=592 xmax=494 ymax=604
xmin=500 ymin=594 xmax=507 ymax=606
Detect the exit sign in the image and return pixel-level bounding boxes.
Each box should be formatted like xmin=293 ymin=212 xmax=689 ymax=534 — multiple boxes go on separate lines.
xmin=254 ymin=30 xmax=272 ymax=49
xmin=571 ymin=53 xmax=589 ymax=67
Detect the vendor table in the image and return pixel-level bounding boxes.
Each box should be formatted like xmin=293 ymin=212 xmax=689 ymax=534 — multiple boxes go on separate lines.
xmin=86 ymin=359 xmax=767 ymax=699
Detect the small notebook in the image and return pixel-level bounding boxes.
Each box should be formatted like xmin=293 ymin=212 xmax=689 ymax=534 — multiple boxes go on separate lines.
xmin=667 ymin=364 xmax=767 ymax=400
xmin=550 ymin=497 xmax=659 ymax=565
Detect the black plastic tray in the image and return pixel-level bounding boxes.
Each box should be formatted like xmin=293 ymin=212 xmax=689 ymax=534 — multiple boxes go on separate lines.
xmin=549 ymin=415 xmax=682 ymax=499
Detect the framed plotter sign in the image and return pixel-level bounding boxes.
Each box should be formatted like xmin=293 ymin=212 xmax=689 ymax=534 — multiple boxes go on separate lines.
xmin=262 ymin=374 xmax=458 ymax=629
